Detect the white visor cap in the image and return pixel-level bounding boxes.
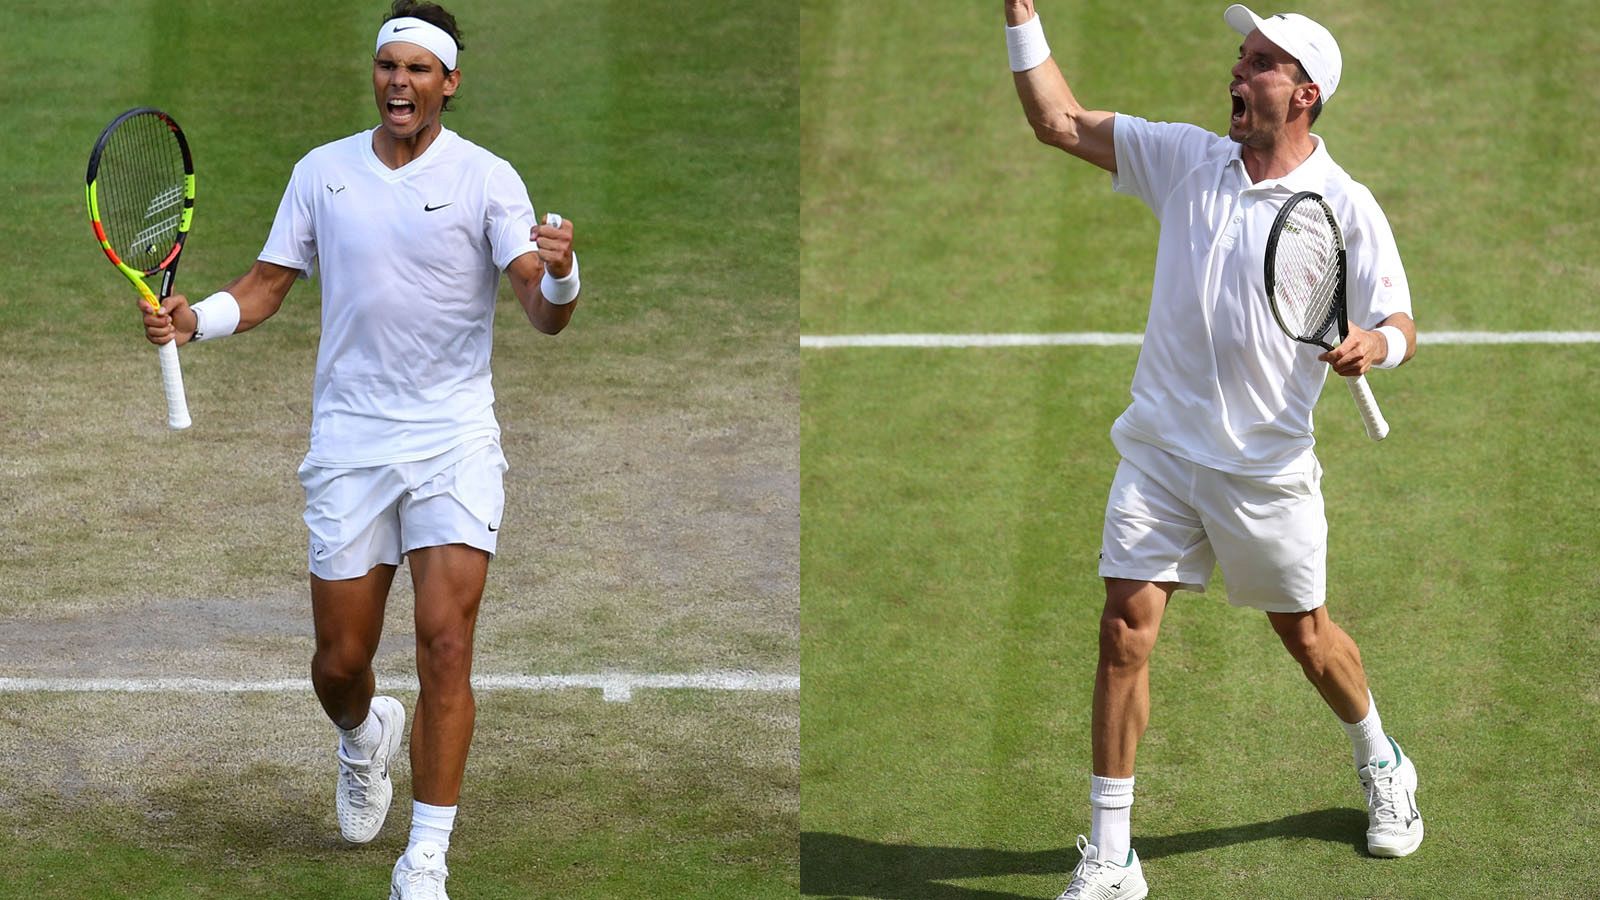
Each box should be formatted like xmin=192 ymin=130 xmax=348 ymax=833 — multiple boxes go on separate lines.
xmin=1224 ymin=5 xmax=1341 ymax=103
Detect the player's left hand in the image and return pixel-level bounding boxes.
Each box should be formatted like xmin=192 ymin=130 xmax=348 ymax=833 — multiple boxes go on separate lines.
xmin=1318 ymin=323 xmax=1383 ymax=376
xmin=534 ymin=214 xmax=574 ymax=278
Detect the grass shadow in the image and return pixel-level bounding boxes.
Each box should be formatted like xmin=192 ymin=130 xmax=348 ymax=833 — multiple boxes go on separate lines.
xmin=800 ymin=807 xmax=1366 ymax=898
xmin=1136 ymin=806 xmax=1367 ymax=861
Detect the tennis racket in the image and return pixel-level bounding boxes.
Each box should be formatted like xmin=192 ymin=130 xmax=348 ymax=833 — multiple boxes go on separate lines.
xmin=1264 ymin=190 xmax=1389 ymax=442
xmin=85 ymin=107 xmax=196 ymax=431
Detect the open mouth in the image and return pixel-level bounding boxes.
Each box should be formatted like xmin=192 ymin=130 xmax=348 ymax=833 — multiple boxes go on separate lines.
xmin=386 ymin=98 xmax=416 ymax=121
xmin=1229 ymin=87 xmax=1246 ymax=124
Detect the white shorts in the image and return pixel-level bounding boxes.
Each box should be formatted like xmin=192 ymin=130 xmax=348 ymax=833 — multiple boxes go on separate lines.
xmin=1097 ymin=441 xmax=1326 ymax=613
xmin=298 ymin=437 xmax=508 ymax=580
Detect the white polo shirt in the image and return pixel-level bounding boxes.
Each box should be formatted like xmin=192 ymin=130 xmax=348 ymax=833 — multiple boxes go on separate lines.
xmin=260 ymin=127 xmax=541 ymax=467
xmin=1108 ymin=113 xmax=1412 ymax=476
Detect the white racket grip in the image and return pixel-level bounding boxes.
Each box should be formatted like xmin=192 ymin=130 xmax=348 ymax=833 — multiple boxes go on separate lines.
xmin=1345 ymin=374 xmax=1388 ymax=441
xmin=157 ymin=339 xmax=192 ymax=430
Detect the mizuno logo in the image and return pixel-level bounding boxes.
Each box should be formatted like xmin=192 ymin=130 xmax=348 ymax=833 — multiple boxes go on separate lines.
xmin=424 ymin=202 xmax=453 ymax=212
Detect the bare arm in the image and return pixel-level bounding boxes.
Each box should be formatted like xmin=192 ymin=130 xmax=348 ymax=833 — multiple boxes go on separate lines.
xmin=1007 ymin=0 xmax=1117 ymax=172
xmin=140 ymin=259 xmax=301 ymax=346
xmin=506 ymin=216 xmax=579 ymax=335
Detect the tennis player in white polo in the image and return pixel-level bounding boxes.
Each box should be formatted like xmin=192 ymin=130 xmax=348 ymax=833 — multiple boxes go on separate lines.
xmin=1003 ymin=3 xmax=1422 ymax=897
xmin=139 ymin=2 xmax=580 ymax=896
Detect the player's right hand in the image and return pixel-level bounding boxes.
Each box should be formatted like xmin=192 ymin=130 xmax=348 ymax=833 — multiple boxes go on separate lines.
xmin=141 ymin=293 xmax=194 ymax=346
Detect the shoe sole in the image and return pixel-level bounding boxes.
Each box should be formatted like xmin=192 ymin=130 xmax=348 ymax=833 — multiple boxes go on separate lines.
xmin=339 ymin=696 xmax=405 ymax=843
xmin=1057 ymin=872 xmax=1147 ymax=899
xmin=1369 ymin=817 xmax=1423 ymax=858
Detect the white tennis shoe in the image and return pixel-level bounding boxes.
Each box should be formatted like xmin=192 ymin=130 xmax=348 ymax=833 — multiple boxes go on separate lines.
xmin=390 ymin=842 xmax=450 ymax=900
xmin=1359 ymin=737 xmax=1423 ymax=858
xmin=336 ymin=695 xmax=406 ymax=843
xmin=1055 ymin=835 xmax=1147 ymax=900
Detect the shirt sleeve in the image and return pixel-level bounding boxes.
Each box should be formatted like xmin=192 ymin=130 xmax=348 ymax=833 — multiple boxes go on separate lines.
xmin=1110 ymin=114 xmax=1222 ymax=215
xmin=483 ymin=160 xmax=541 ymax=271
xmin=1343 ymin=188 xmax=1412 ymax=329
xmin=258 ymin=159 xmax=316 ymax=278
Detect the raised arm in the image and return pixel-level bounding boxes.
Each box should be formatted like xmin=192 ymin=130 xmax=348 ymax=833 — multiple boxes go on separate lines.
xmin=1006 ymin=0 xmax=1117 ymax=172
xmin=506 ymin=215 xmax=580 ymax=335
xmin=140 ymin=259 xmax=301 ymax=346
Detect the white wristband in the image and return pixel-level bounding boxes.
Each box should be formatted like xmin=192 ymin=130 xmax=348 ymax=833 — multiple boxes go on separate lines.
xmin=1374 ymin=325 xmax=1407 ymax=369
xmin=541 ymin=252 xmax=580 ymax=306
xmin=191 ymin=290 xmax=241 ymax=342
xmin=1006 ymin=14 xmax=1051 ymax=73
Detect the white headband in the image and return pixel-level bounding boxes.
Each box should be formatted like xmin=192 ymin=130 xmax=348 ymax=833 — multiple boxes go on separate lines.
xmin=376 ymin=16 xmax=458 ymax=71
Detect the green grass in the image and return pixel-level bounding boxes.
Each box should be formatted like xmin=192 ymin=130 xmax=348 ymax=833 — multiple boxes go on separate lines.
xmin=2 ymin=0 xmax=796 ymax=896
xmin=801 ymin=0 xmax=1600 ymax=336
xmin=801 ymin=1 xmax=1600 ymax=897
xmin=3 ymin=692 xmax=795 ymax=899
xmin=803 ymin=349 xmax=1600 ymax=897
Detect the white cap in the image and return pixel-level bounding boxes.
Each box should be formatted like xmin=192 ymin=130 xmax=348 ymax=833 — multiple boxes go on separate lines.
xmin=1224 ymin=5 xmax=1341 ymax=103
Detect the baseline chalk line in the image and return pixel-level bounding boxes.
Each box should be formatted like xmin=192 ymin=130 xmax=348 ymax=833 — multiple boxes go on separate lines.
xmin=0 ymin=671 xmax=800 ymax=704
xmin=801 ymin=331 xmax=1600 ymax=349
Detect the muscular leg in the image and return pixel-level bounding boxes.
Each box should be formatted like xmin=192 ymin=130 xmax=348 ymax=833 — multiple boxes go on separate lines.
xmin=407 ymin=543 xmax=488 ymax=806
xmin=1265 ymin=606 xmax=1369 ymax=723
xmin=1268 ymin=605 xmax=1422 ymax=858
xmin=1093 ymin=578 xmax=1176 ymax=777
xmin=310 ymin=566 xmax=397 ymax=729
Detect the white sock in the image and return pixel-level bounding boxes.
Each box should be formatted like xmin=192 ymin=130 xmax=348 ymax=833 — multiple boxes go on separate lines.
xmin=408 ymin=801 xmax=457 ymax=854
xmin=1089 ymin=774 xmax=1134 ymax=864
xmin=338 ymin=707 xmax=381 ymax=759
xmin=1340 ymin=691 xmax=1396 ymax=770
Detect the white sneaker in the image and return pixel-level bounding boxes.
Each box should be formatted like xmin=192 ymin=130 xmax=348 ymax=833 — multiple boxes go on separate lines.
xmin=390 ymin=842 xmax=450 ymax=900
xmin=1359 ymin=737 xmax=1423 ymax=857
xmin=336 ymin=695 xmax=405 ymax=843
xmin=1055 ymin=835 xmax=1147 ymax=900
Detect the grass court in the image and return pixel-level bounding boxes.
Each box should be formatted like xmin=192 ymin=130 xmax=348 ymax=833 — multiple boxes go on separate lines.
xmin=1 ymin=1 xmax=796 ymax=896
xmin=801 ymin=1 xmax=1600 ymax=897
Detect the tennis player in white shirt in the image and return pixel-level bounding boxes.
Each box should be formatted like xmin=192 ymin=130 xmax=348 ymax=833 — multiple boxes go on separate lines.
xmin=1002 ymin=3 xmax=1422 ymax=897
xmin=140 ymin=2 xmax=579 ymax=896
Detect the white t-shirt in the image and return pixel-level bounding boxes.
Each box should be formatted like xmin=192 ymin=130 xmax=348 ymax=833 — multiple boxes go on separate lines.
xmin=1108 ymin=114 xmax=1412 ymax=476
xmin=260 ymin=127 xmax=540 ymax=467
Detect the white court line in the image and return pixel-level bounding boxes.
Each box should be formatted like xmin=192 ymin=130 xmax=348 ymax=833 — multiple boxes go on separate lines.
xmin=801 ymin=331 xmax=1600 ymax=348
xmin=0 ymin=671 xmax=799 ymax=704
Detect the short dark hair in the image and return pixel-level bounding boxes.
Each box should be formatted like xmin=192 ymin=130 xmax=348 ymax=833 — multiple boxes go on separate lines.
xmin=1295 ymin=62 xmax=1324 ymax=126
xmin=383 ymin=0 xmax=465 ymax=109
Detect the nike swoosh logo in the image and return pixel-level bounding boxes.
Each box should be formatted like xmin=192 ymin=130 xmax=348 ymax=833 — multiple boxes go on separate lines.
xmin=394 ymin=25 xmax=419 ymax=32
xmin=487 ymin=523 xmax=499 ymax=532
xmin=424 ymin=202 xmax=453 ymax=212
xmin=1110 ymin=877 xmax=1126 ymax=889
